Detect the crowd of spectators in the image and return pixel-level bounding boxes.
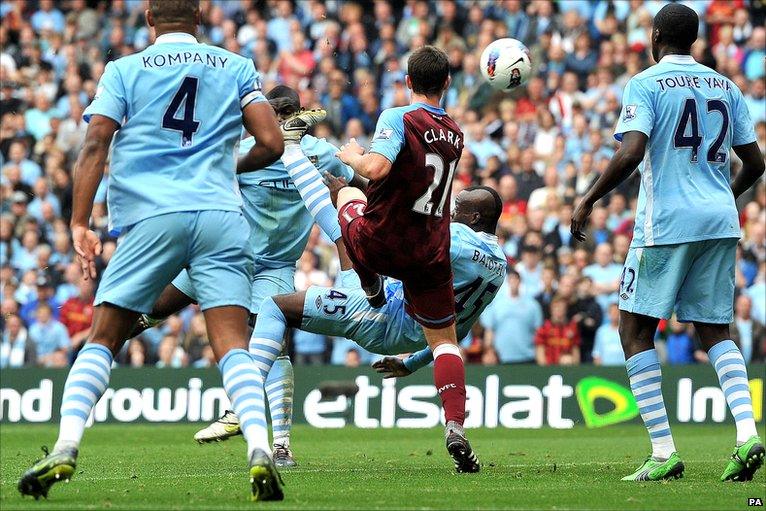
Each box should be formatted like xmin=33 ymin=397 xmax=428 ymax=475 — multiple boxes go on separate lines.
xmin=2 ymin=0 xmax=765 ymax=369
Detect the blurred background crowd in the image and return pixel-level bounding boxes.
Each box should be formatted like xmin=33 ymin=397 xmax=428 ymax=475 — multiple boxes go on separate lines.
xmin=1 ymin=0 xmax=765 ymax=370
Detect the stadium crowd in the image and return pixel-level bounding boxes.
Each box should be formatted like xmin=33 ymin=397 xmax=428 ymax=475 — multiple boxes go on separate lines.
xmin=1 ymin=0 xmax=765 ymax=370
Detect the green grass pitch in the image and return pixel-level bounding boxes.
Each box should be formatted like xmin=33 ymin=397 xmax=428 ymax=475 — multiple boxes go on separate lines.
xmin=1 ymin=424 xmax=763 ymax=510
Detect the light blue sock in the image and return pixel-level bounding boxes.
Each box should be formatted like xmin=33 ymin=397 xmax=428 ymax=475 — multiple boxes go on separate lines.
xmin=55 ymin=343 xmax=113 ymax=451
xmin=626 ymin=349 xmax=676 ymax=459
xmin=708 ymin=340 xmax=758 ymax=444
xmin=265 ymin=356 xmax=294 ymax=447
xmin=249 ymin=296 xmax=288 ymax=378
xmin=218 ymin=348 xmax=270 ymax=457
xmin=282 ymin=144 xmax=342 ymax=242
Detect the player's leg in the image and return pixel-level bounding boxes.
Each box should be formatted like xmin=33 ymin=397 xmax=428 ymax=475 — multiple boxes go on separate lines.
xmin=19 ymin=214 xmax=188 ymax=499
xmin=127 ymin=272 xmax=195 ymax=338
xmin=336 ymin=185 xmax=367 ymax=211
xmin=250 ymin=286 xmax=382 ymax=378
xmin=696 ymin=322 xmax=763 ymax=481
xmin=188 ymin=210 xmax=282 ymax=501
xmin=336 ymin=189 xmax=385 ymax=306
xmin=280 ymin=109 xmax=341 ymax=242
xmin=406 ymin=277 xmax=478 ymax=473
xmin=266 ymin=352 xmax=295 ymax=466
xmin=17 ymin=304 xmax=139 ymax=500
xmin=679 ymin=238 xmax=763 ymax=481
xmin=254 ymin=268 xmax=299 ymax=465
xmin=618 ymin=245 xmax=687 ymax=481
xmin=194 ymin=267 xmax=299 ymax=467
xmin=619 ymin=311 xmax=684 ymax=480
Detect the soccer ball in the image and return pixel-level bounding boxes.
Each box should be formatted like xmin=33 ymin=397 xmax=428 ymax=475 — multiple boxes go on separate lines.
xmin=480 ymin=38 xmax=532 ymax=91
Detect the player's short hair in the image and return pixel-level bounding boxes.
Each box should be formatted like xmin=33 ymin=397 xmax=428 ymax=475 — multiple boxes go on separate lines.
xmin=653 ymin=3 xmax=698 ymax=51
xmin=266 ymin=85 xmax=301 ymax=117
xmin=149 ymin=0 xmax=199 ymax=24
xmin=407 ymin=46 xmax=450 ymax=97
xmin=464 ymin=185 xmax=502 ymax=228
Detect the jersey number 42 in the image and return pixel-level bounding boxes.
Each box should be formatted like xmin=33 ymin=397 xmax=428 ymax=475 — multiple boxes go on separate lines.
xmin=674 ymin=98 xmax=729 ymax=164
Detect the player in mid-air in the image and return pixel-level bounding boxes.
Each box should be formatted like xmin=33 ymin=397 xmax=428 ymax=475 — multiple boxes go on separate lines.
xmin=246 ymin=184 xmax=506 ymax=404
xmin=125 ymin=85 xmax=365 ymax=466
xmin=333 ymin=45 xmax=476 ymax=472
xmin=17 ymin=0 xmax=288 ymax=501
xmin=572 ymin=3 xmax=765 ymax=482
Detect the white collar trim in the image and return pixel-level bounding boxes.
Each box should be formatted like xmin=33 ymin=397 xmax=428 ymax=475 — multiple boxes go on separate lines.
xmin=660 ymin=54 xmax=696 ymax=64
xmin=479 ymin=232 xmax=499 ymax=243
xmin=155 ymin=32 xmax=198 ymax=45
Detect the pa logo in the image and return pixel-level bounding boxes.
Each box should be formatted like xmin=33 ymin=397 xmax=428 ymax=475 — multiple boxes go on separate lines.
xmin=748 ymin=498 xmax=763 ymax=507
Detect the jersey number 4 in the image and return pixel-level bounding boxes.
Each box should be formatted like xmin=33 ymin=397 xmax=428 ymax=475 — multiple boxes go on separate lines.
xmin=412 ymin=153 xmax=458 ymax=217
xmin=162 ymin=76 xmax=201 ymax=147
xmin=673 ymin=98 xmax=729 ymax=164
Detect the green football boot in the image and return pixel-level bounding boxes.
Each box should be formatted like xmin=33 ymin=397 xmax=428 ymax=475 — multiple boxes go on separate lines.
xmin=621 ymin=452 xmax=685 ymax=481
xmin=721 ymin=436 xmax=765 ymax=482
xmin=18 ymin=446 xmax=77 ymax=499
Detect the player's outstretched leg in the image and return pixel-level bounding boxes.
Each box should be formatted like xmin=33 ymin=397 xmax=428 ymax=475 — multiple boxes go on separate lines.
xmin=266 ymin=356 xmax=297 ymax=468
xmin=431 ymin=341 xmax=479 ymax=473
xmin=706 ymin=340 xmax=763 ymax=481
xmin=280 ymin=109 xmax=344 ymax=248
xmin=621 ymin=348 xmax=684 ymax=481
xmin=336 ymin=188 xmax=385 ymax=308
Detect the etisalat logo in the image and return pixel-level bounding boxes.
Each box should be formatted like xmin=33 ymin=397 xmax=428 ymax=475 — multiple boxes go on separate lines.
xmin=1 ymin=375 xmax=763 ymax=427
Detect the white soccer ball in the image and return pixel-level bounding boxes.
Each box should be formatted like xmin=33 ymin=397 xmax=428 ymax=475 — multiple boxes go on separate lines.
xmin=480 ymin=38 xmax=532 ymax=91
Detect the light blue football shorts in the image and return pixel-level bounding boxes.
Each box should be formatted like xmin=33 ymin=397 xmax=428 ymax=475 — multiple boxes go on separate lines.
xmin=173 ymin=264 xmax=296 ymax=315
xmin=618 ymin=238 xmax=737 ymax=324
xmin=96 ymin=210 xmax=253 ymax=313
xmin=301 ymin=286 xmax=390 ymax=353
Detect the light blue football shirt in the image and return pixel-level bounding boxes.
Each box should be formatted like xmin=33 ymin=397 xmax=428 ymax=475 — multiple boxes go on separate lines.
xmin=615 ymin=54 xmax=756 ymax=247
xmin=83 ymin=32 xmax=267 ymax=231
xmin=237 ymin=134 xmax=353 ymax=270
xmin=384 ymin=222 xmax=507 ymax=352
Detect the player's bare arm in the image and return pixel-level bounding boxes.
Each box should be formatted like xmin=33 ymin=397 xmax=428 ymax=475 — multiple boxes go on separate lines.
xmin=335 ymin=138 xmax=392 ymax=180
xmin=571 ymin=130 xmax=647 ymax=241
xmin=237 ymin=101 xmax=284 ymax=173
xmin=731 ymin=141 xmax=765 ymax=198
xmin=71 ymin=114 xmax=119 ymax=279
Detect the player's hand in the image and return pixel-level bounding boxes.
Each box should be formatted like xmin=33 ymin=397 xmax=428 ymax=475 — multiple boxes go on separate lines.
xmin=72 ymin=224 xmax=102 ymax=280
xmin=570 ymin=200 xmax=593 ymax=242
xmin=323 ymin=172 xmax=348 ymax=206
xmin=336 ymin=137 xmax=364 ymax=164
xmin=372 ymin=357 xmax=412 ymax=379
